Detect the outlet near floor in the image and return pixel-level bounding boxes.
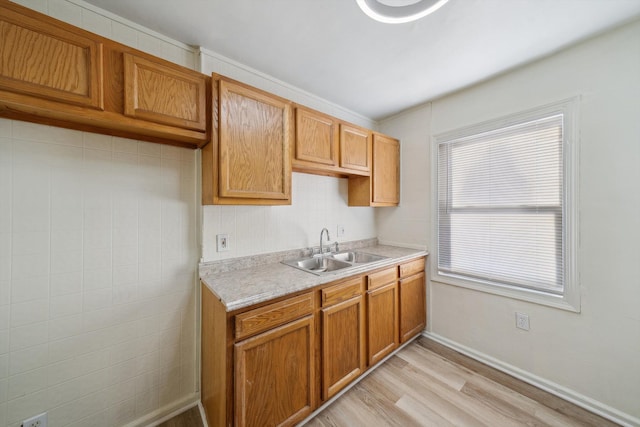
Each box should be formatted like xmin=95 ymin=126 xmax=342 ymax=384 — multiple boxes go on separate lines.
xmin=22 ymin=413 xmax=47 ymax=427
xmin=515 ymin=312 xmax=530 ymax=330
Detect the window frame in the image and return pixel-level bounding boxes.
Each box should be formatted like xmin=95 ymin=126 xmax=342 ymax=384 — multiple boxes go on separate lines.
xmin=431 ymin=98 xmax=580 ymax=312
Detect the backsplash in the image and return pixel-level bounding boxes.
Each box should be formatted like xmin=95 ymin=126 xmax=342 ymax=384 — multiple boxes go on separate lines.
xmin=199 ymin=238 xmax=379 ymax=277
xmin=201 ymin=173 xmax=377 ymax=262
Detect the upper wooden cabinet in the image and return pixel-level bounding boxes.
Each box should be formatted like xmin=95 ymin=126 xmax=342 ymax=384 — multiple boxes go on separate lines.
xmin=294 ymin=105 xmax=378 ymax=179
xmin=202 ymin=76 xmax=292 ymax=205
xmin=123 ymin=53 xmax=206 ymax=131
xmin=372 ymin=133 xmax=400 ymax=204
xmin=294 ymin=107 xmax=338 ymax=170
xmin=0 ymin=2 xmax=103 ymax=110
xmin=0 ymin=0 xmax=209 ymax=148
xmin=340 ymin=123 xmax=371 ymax=173
xmin=348 ymin=132 xmax=400 ymax=207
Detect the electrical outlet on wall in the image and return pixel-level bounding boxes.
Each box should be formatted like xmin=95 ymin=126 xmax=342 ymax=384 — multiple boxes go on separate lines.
xmin=22 ymin=413 xmax=47 ymax=427
xmin=217 ymin=234 xmax=229 ymax=252
xmin=336 ymin=224 xmax=345 ymax=237
xmin=515 ymin=312 xmax=530 ymax=331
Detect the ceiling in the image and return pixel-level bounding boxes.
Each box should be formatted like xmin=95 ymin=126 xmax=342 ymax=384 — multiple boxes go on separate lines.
xmin=83 ymin=0 xmax=640 ymax=120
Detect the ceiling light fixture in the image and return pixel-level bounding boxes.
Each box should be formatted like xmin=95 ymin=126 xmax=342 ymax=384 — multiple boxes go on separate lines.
xmin=356 ymin=0 xmax=449 ymax=24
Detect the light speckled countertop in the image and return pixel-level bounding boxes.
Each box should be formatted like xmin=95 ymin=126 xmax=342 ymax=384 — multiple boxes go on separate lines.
xmin=200 ymin=245 xmax=428 ymax=312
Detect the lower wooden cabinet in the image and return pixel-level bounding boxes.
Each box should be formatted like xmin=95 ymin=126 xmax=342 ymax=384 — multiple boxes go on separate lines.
xmin=366 ymin=266 xmax=399 ymax=366
xmin=399 ymin=271 xmax=426 ymax=343
xmin=234 ymin=315 xmax=315 ymax=427
xmin=321 ymin=294 xmax=365 ymax=400
xmin=201 ymin=255 xmax=426 ymax=427
xmin=367 ymin=282 xmax=399 ymax=365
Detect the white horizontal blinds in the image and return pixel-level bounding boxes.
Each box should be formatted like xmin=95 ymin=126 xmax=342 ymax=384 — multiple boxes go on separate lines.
xmin=438 ymin=114 xmax=564 ymax=294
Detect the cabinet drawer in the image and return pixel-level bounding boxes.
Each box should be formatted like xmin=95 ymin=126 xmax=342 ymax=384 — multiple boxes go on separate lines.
xmin=322 ymin=277 xmax=363 ymax=307
xmin=235 ymin=292 xmax=313 ymax=340
xmin=367 ymin=266 xmax=398 ymax=290
xmin=399 ymin=258 xmax=425 ymax=278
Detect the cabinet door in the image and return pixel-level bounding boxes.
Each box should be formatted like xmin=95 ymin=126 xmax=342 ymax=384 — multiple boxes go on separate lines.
xmin=295 ymin=107 xmax=338 ymax=167
xmin=399 ymin=272 xmax=426 ymax=343
xmin=372 ymin=133 xmax=400 ymax=205
xmin=235 ymin=315 xmax=315 ymax=427
xmin=347 ymin=132 xmax=400 ymax=207
xmin=218 ymin=79 xmax=292 ymax=202
xmin=0 ymin=1 xmax=103 ymax=109
xmin=322 ymin=295 xmax=365 ymax=400
xmin=367 ymin=282 xmax=399 ymax=366
xmin=123 ymin=53 xmax=206 ymax=131
xmin=339 ymin=123 xmax=371 ymax=173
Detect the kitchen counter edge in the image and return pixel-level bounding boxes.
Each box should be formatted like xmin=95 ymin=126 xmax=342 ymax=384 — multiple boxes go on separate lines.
xmin=200 ymin=245 xmax=428 ymax=312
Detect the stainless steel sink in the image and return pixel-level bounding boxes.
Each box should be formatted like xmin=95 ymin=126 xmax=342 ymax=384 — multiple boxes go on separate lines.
xmin=331 ymin=251 xmax=387 ymax=264
xmin=282 ymin=251 xmax=388 ymax=275
xmin=293 ymin=257 xmax=352 ymax=273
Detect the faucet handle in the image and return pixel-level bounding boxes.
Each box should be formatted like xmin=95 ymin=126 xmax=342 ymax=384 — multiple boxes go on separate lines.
xmin=333 ymin=241 xmax=339 ymax=253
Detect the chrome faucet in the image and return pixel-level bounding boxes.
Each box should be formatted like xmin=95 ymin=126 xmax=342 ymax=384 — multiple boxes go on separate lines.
xmin=319 ymin=228 xmax=331 ymax=255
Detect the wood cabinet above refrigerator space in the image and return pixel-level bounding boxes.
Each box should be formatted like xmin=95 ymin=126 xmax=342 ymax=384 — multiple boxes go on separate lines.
xmin=0 ymin=0 xmax=210 ymax=148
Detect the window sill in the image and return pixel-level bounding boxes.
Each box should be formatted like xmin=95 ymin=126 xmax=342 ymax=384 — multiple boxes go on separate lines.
xmin=431 ymin=271 xmax=581 ymax=313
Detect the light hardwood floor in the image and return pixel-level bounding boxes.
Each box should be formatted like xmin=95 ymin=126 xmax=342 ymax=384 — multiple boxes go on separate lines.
xmin=305 ymin=337 xmax=617 ymax=427
xmin=166 ymin=337 xmax=617 ymax=426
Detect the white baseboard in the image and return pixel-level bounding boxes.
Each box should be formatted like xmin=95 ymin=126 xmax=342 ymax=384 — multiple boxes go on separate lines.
xmin=198 ymin=400 xmax=209 ymax=427
xmin=123 ymin=393 xmax=200 ymax=427
xmin=423 ymin=332 xmax=640 ymax=427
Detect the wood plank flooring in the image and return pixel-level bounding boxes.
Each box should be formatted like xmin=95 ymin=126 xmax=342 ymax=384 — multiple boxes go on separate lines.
xmin=165 ymin=337 xmax=617 ymax=426
xmin=304 ymin=337 xmax=618 ymax=427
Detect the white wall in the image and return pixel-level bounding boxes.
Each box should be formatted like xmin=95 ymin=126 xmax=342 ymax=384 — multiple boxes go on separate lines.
xmin=0 ymin=121 xmax=199 ymax=427
xmin=1 ymin=1 xmax=200 ymax=426
xmin=379 ymin=19 xmax=640 ymax=425
xmin=199 ymin=51 xmax=378 ymax=262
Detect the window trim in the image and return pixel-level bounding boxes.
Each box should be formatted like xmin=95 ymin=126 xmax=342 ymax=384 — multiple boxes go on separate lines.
xmin=431 ymin=97 xmax=580 ymax=312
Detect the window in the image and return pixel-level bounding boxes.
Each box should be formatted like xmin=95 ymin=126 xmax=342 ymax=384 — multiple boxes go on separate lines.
xmin=433 ymin=99 xmax=578 ymax=310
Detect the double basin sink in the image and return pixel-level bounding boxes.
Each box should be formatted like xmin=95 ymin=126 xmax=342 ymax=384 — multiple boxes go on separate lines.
xmin=282 ymin=251 xmax=388 ymax=275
